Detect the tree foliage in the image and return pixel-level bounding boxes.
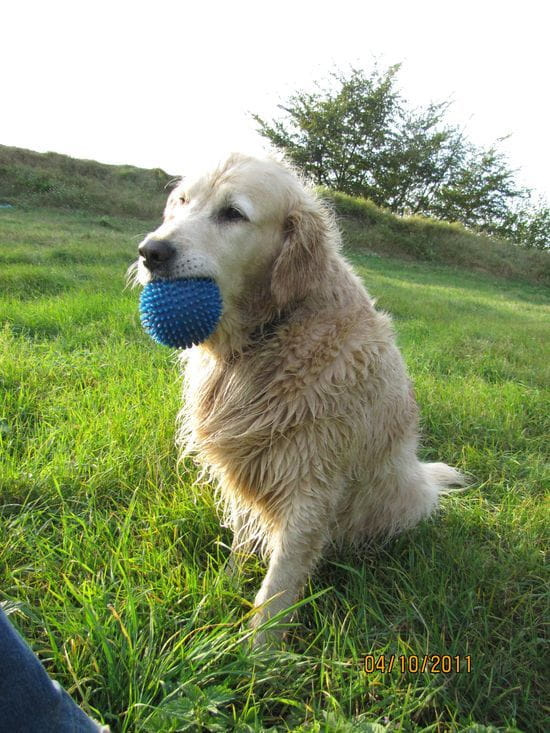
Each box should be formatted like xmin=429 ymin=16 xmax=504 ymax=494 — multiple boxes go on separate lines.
xmin=253 ymin=66 xmax=548 ymax=249
xmin=497 ymin=197 xmax=550 ymax=250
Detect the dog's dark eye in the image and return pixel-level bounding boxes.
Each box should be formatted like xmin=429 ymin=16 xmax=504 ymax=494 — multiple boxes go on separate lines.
xmin=179 ymin=195 xmax=188 ymax=205
xmin=218 ymin=206 xmax=247 ymax=223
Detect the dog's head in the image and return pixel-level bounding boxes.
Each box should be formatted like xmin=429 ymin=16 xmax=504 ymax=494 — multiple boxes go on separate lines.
xmin=131 ymin=153 xmax=338 ymax=344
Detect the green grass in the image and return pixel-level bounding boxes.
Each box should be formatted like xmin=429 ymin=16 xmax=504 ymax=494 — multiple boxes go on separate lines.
xmin=0 ymin=144 xmax=173 ymax=219
xmin=0 ymin=205 xmax=548 ymax=732
xmin=2 ymin=143 xmax=549 ymax=288
xmin=322 ymin=189 xmax=550 ymax=287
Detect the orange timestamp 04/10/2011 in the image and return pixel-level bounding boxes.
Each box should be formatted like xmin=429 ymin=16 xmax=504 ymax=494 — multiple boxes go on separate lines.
xmin=364 ymin=654 xmax=472 ymax=675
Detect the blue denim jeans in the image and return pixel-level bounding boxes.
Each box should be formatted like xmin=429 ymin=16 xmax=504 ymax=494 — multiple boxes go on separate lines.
xmin=0 ymin=606 xmax=109 ymax=732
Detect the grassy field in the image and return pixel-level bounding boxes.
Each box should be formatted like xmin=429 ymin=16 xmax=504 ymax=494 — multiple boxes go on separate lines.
xmin=2 ymin=143 xmax=549 ymax=287
xmin=0 ymin=201 xmax=548 ymax=733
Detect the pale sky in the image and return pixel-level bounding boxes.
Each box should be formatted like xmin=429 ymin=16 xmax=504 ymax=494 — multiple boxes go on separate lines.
xmin=3 ymin=0 xmax=549 ymax=199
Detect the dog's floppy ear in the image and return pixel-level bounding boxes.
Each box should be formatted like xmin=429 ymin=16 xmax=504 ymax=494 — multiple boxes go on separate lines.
xmin=271 ymin=198 xmax=330 ymax=309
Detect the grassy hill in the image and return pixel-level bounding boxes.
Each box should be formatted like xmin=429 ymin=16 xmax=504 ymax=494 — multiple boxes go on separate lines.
xmin=323 ymin=189 xmax=550 ymax=287
xmin=0 ymin=146 xmax=549 ymax=731
xmin=0 ymin=144 xmax=173 ymax=219
xmin=1 ymin=144 xmax=549 ymax=286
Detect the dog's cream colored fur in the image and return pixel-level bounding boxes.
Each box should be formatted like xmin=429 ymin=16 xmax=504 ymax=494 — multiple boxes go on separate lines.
xmin=134 ymin=153 xmax=463 ymax=645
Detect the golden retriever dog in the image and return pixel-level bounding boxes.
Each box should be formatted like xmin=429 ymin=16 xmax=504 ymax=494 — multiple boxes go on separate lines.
xmin=133 ymin=153 xmax=464 ymax=646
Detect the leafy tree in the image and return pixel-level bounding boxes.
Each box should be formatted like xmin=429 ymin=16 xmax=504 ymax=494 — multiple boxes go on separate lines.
xmin=253 ymin=66 xmax=546 ymax=248
xmin=253 ymin=65 xmax=402 ymax=201
xmin=375 ymin=102 xmax=466 ymax=215
xmin=497 ymin=197 xmax=550 ymax=250
xmin=429 ymin=142 xmax=526 ymax=231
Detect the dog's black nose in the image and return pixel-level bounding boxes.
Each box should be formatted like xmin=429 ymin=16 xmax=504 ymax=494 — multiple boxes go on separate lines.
xmin=138 ymin=238 xmax=176 ymax=271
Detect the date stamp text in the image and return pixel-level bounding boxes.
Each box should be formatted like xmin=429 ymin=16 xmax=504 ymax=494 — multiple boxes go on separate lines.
xmin=364 ymin=654 xmax=472 ymax=675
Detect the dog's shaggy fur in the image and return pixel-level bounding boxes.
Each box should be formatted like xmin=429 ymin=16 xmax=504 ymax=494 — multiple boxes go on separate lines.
xmin=133 ymin=153 xmax=464 ymax=645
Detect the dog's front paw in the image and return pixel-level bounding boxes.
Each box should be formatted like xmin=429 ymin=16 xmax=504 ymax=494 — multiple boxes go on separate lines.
xmin=247 ymin=608 xmax=288 ymax=649
xmin=248 ymin=623 xmax=281 ymax=650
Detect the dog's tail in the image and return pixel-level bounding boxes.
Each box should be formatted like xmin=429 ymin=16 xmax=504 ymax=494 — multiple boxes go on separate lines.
xmin=423 ymin=462 xmax=468 ymax=494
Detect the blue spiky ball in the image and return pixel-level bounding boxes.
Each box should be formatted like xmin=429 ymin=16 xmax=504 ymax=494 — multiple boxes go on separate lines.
xmin=139 ymin=278 xmax=222 ymax=349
